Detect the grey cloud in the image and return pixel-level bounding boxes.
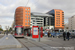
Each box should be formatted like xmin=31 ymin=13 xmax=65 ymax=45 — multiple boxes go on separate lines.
xmin=0 ymin=0 xmax=75 ymax=29
xmin=30 ymin=0 xmax=75 ymax=23
xmin=0 ymin=18 xmax=13 ymax=30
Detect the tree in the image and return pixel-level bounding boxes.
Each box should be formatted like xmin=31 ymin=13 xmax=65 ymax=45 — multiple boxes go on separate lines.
xmin=0 ymin=28 xmax=3 ymax=31
xmin=9 ymin=27 xmax=12 ymax=31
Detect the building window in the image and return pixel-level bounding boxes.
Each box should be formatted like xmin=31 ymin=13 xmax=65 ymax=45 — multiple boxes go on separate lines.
xmin=28 ymin=12 xmax=29 ymax=13
xmin=25 ymin=11 xmax=27 ymax=13
xmin=28 ymin=17 xmax=29 ymax=19
xmin=28 ymin=20 xmax=29 ymax=22
xmin=56 ymin=11 xmax=60 ymax=13
xmin=28 ymin=23 xmax=29 ymax=25
xmin=28 ymin=15 xmax=29 ymax=16
xmin=25 ymin=9 xmax=27 ymax=10
xmin=62 ymin=12 xmax=64 ymax=13
xmin=56 ymin=25 xmax=58 ymax=26
xmin=25 ymin=23 xmax=27 ymax=25
xmin=56 ymin=23 xmax=58 ymax=24
xmin=20 ymin=17 xmax=23 ymax=18
xmin=56 ymin=16 xmax=60 ymax=17
xmin=62 ymin=25 xmax=64 ymax=26
xmin=56 ymin=25 xmax=60 ymax=26
xmin=56 ymin=18 xmax=60 ymax=19
xmin=28 ymin=9 xmax=29 ymax=10
xmin=25 ymin=14 xmax=27 ymax=16
xmin=62 ymin=23 xmax=64 ymax=24
xmin=56 ymin=14 xmax=60 ymax=15
xmin=62 ymin=16 xmax=64 ymax=17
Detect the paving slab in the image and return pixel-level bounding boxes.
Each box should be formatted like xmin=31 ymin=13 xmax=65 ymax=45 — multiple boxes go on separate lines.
xmin=0 ymin=34 xmax=22 ymax=48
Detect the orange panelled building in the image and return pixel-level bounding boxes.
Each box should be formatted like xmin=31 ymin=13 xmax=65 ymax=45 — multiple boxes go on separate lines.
xmin=15 ymin=7 xmax=31 ymax=28
xmin=47 ymin=9 xmax=64 ymax=30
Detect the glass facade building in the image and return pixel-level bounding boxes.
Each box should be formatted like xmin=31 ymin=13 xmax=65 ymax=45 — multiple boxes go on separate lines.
xmin=47 ymin=9 xmax=64 ymax=30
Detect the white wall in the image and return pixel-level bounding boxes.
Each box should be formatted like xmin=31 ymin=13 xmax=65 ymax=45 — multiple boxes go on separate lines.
xmin=68 ymin=15 xmax=75 ymax=30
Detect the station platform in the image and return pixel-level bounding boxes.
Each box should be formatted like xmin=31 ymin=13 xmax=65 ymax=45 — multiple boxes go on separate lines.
xmin=0 ymin=34 xmax=22 ymax=48
xmin=1 ymin=35 xmax=58 ymax=50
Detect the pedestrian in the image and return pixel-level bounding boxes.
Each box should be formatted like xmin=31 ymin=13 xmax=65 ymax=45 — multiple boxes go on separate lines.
xmin=63 ymin=32 xmax=66 ymax=41
xmin=67 ymin=32 xmax=70 ymax=41
xmin=49 ymin=32 xmax=51 ymax=37
xmin=48 ymin=31 xmax=50 ymax=37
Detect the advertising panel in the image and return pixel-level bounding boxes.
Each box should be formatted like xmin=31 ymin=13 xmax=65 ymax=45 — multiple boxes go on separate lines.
xmin=32 ymin=26 xmax=39 ymax=38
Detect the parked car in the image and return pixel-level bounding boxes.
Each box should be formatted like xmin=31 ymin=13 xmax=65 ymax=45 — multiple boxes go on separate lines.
xmin=50 ymin=32 xmax=56 ymax=37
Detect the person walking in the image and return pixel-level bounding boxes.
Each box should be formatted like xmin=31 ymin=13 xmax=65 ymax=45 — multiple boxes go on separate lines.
xmin=48 ymin=31 xmax=50 ymax=37
xmin=67 ymin=32 xmax=70 ymax=41
xmin=63 ymin=32 xmax=66 ymax=41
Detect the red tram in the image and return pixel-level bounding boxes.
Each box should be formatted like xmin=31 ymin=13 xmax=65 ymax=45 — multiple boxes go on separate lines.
xmin=14 ymin=26 xmax=24 ymax=37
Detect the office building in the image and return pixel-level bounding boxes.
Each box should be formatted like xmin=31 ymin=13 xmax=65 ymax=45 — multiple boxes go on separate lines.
xmin=64 ymin=23 xmax=69 ymax=32
xmin=15 ymin=7 xmax=31 ymax=28
xmin=31 ymin=16 xmax=44 ymax=27
xmin=47 ymin=9 xmax=64 ymax=30
xmin=31 ymin=12 xmax=53 ymax=29
xmin=68 ymin=15 xmax=75 ymax=30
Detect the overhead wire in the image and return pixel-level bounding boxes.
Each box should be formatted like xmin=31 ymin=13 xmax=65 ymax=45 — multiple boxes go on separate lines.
xmin=25 ymin=0 xmax=29 ymax=7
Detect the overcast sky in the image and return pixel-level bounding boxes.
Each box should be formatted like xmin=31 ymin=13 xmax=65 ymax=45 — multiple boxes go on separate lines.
xmin=0 ymin=0 xmax=75 ymax=30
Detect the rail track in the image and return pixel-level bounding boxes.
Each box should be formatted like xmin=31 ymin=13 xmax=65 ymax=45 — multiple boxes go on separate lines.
xmin=17 ymin=38 xmax=30 ymax=50
xmin=17 ymin=38 xmax=46 ymax=50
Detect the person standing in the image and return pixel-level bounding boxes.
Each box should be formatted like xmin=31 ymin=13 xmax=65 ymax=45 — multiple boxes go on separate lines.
xmin=63 ymin=32 xmax=66 ymax=41
xmin=67 ymin=32 xmax=70 ymax=41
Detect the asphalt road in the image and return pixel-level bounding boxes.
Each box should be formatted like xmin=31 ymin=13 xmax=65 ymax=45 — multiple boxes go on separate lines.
xmin=41 ymin=37 xmax=75 ymax=50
